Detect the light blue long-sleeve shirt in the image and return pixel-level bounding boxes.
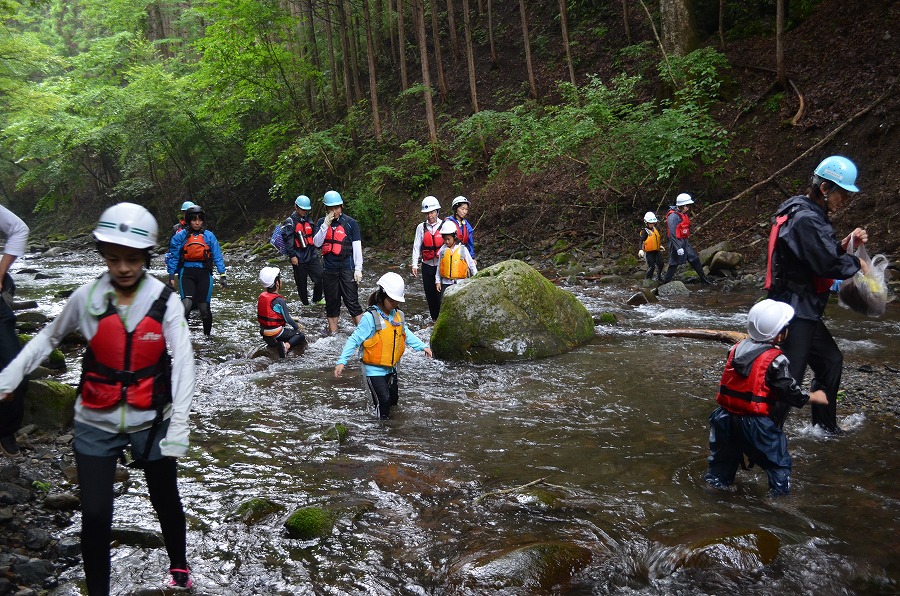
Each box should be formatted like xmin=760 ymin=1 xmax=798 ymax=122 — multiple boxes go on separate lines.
xmin=337 ymin=306 xmax=427 ymax=376
xmin=166 ymin=228 xmax=226 ymax=275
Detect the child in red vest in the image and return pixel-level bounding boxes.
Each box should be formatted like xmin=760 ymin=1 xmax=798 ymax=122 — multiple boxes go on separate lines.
xmin=704 ymin=299 xmax=827 ymax=496
xmin=257 ymin=267 xmax=306 ymax=358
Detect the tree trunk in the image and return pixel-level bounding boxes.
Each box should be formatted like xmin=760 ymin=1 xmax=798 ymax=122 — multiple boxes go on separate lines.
xmin=305 ymin=0 xmax=323 ymax=115
xmin=348 ymin=3 xmax=364 ymax=101
xmin=559 ymin=0 xmax=575 ymax=85
xmin=397 ymin=0 xmax=409 ymax=90
xmin=622 ymin=0 xmax=632 ymax=45
xmin=389 ymin=0 xmax=398 ymax=64
xmin=337 ymin=0 xmax=354 ymax=110
xmin=446 ymin=0 xmax=460 ymax=61
xmin=414 ymin=0 xmax=438 ymax=144
xmin=660 ymin=0 xmax=698 ymax=57
xmin=718 ymin=0 xmax=725 ymax=48
xmin=430 ymin=0 xmax=448 ymax=99
xmin=487 ymin=0 xmax=497 ymax=67
xmin=323 ymin=0 xmax=341 ymax=111
xmin=462 ymin=0 xmax=479 ymax=113
xmin=776 ymin=0 xmax=786 ymax=89
xmin=476 ymin=0 xmax=483 ymax=17
xmin=363 ymin=0 xmax=382 ymax=139
xmin=519 ymin=0 xmax=537 ymax=99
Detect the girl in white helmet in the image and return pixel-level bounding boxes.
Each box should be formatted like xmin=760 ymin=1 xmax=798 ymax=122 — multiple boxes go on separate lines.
xmin=638 ymin=211 xmax=664 ymax=281
xmin=411 ymin=195 xmax=445 ymax=321
xmin=435 ymin=219 xmax=478 ymax=294
xmin=0 ymin=203 xmax=195 ymax=593
xmin=257 ymin=266 xmax=306 ymax=358
xmin=334 ymin=272 xmax=433 ymax=419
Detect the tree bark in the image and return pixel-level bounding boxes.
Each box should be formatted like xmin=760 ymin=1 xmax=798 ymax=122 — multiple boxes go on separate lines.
xmin=388 ymin=0 xmax=398 ymax=64
xmin=397 ymin=0 xmax=409 ymax=90
xmin=336 ymin=0 xmax=354 ymax=110
xmin=446 ymin=0 xmax=460 ymax=61
xmin=363 ymin=0 xmax=382 ymax=139
xmin=348 ymin=3 xmax=364 ymax=101
xmin=718 ymin=0 xmax=725 ymax=48
xmin=305 ymin=0 xmax=323 ymax=115
xmin=323 ymin=0 xmax=342 ymax=110
xmin=414 ymin=0 xmax=438 ymax=143
xmin=622 ymin=0 xmax=632 ymax=46
xmin=660 ymin=0 xmax=698 ymax=57
xmin=776 ymin=0 xmax=786 ymax=89
xmin=430 ymin=0 xmax=448 ymax=99
xmin=559 ymin=0 xmax=575 ymax=85
xmin=487 ymin=0 xmax=497 ymax=67
xmin=519 ymin=0 xmax=538 ymax=99
xmin=462 ymin=0 xmax=479 ymax=113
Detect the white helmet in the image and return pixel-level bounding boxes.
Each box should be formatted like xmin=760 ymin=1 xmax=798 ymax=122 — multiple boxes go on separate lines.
xmin=421 ymin=196 xmax=441 ymax=213
xmin=747 ymin=299 xmax=794 ymax=342
xmin=93 ymin=203 xmax=158 ymax=249
xmin=643 ymin=211 xmax=658 ymax=223
xmin=377 ymin=272 xmax=405 ymax=302
xmin=675 ymin=193 xmax=694 ymax=207
xmin=259 ymin=266 xmax=280 ymax=288
xmin=439 ymin=220 xmax=459 ymax=236
xmin=451 ymin=196 xmax=469 ymax=209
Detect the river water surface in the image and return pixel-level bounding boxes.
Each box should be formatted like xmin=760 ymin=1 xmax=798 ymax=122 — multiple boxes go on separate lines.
xmin=17 ymin=246 xmax=900 ymax=595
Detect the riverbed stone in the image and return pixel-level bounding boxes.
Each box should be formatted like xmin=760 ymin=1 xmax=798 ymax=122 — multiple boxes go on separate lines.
xmin=709 ymin=251 xmax=743 ymax=272
xmin=699 ymin=241 xmax=733 ymax=266
xmin=22 ymin=381 xmax=76 ymax=431
xmin=320 ymin=423 xmax=348 ymax=443
xmin=11 ymin=558 xmax=52 ymax=586
xmin=284 ymin=506 xmax=334 ymax=540
xmin=657 ymin=281 xmax=690 ymax=297
xmin=431 ymin=260 xmax=594 ymax=363
xmin=109 ymin=526 xmax=164 ymax=548
xmin=681 ymin=529 xmax=780 ymax=570
xmin=468 ymin=541 xmax=592 ymax=589
xmin=234 ymin=498 xmax=283 ymax=524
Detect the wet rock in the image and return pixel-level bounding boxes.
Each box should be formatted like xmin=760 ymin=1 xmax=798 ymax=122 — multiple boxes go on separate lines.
xmin=109 ymin=526 xmax=164 ymax=548
xmin=0 ymin=482 xmax=33 ymax=505
xmin=14 ymin=312 xmax=48 ymax=325
xmin=468 ymin=541 xmax=592 ymax=589
xmin=595 ymin=312 xmax=617 ymax=324
xmin=431 ymin=260 xmax=594 ymax=363
xmin=23 ymin=528 xmax=51 ymax=550
xmin=698 ymin=241 xmax=733 ymax=266
xmin=657 ymin=281 xmax=690 ymax=297
xmin=320 ymin=423 xmax=348 ymax=443
xmin=12 ymin=558 xmax=53 ymax=585
xmin=54 ymin=536 xmax=81 ymax=558
xmin=234 ymin=498 xmax=283 ymax=524
xmin=43 ymin=493 xmax=80 ymax=511
xmin=284 ymin=506 xmax=335 ymax=540
xmin=709 ymin=251 xmax=744 ymax=272
xmin=12 ymin=300 xmax=38 ymax=310
xmin=22 ymin=380 xmax=76 ymax=430
xmin=681 ymin=529 xmax=779 ymax=570
xmin=627 ymin=289 xmax=657 ymax=306
xmin=33 ymin=272 xmax=60 ymax=280
xmin=0 ymin=577 xmax=13 ymax=595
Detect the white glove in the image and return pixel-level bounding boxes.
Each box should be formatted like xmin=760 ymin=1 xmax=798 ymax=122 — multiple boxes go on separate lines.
xmin=323 ymin=212 xmax=335 ymax=226
xmin=353 ymin=270 xmax=362 ymax=283
xmin=638 ymin=250 xmax=645 ymax=259
xmin=677 ymin=248 xmax=685 ymax=256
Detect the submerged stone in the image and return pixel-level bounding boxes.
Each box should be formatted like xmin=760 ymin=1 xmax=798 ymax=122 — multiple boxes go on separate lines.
xmin=469 ymin=541 xmax=592 ymax=589
xmin=284 ymin=506 xmax=334 ymax=540
xmin=320 ymin=423 xmax=348 ymax=443
xmin=234 ymin=497 xmax=283 ymax=524
xmin=682 ymin=529 xmax=780 ymax=570
xmin=431 ymin=260 xmax=594 ymax=363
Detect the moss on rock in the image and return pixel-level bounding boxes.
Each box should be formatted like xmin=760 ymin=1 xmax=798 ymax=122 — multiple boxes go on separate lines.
xmin=320 ymin=423 xmax=348 ymax=443
xmin=23 ymin=380 xmax=76 ymax=430
xmin=234 ymin=498 xmax=283 ymax=524
xmin=284 ymin=506 xmax=334 ymax=540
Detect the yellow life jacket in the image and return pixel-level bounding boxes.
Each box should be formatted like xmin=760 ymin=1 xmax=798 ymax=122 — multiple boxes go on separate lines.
xmin=642 ymin=227 xmax=661 ymax=251
xmin=439 ymin=245 xmax=469 ymax=280
xmin=361 ymin=308 xmax=406 ymax=367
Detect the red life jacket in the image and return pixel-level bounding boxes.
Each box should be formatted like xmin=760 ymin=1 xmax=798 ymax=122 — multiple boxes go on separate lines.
xmin=715 ymin=345 xmax=780 ymax=416
xmin=450 ymin=217 xmax=470 ymax=246
xmin=257 ymin=292 xmax=285 ymax=329
xmin=321 ymin=222 xmax=349 ymax=257
xmin=182 ymin=231 xmax=211 ymax=264
xmin=666 ymin=209 xmax=690 ymax=239
xmin=764 ymin=208 xmax=834 ymax=293
xmin=79 ymin=285 xmax=173 ymax=411
xmin=293 ymin=219 xmax=314 ymax=249
xmin=421 ymin=222 xmax=444 ymax=261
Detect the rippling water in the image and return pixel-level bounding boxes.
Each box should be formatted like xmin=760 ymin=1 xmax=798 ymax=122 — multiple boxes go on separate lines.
xmin=17 ymin=247 xmax=899 ymax=595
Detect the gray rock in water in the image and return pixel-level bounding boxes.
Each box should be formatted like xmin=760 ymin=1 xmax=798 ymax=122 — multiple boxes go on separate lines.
xmin=23 ymin=380 xmax=76 ymax=430
xmin=699 ymin=241 xmax=733 ymax=266
xmin=657 ymin=281 xmax=690 ymax=297
xmin=468 ymin=541 xmax=592 ymax=589
xmin=24 ymin=528 xmax=52 ymax=550
xmin=709 ymin=251 xmax=744 ymax=272
xmin=12 ymin=558 xmax=53 ymax=585
xmin=110 ymin=526 xmax=164 ymax=548
xmin=431 ymin=260 xmax=594 ymax=363
xmin=44 ymin=492 xmax=80 ymax=511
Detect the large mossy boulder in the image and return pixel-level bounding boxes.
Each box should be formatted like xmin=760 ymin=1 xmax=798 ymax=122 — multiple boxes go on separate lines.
xmin=23 ymin=380 xmax=76 ymax=430
xmin=284 ymin=506 xmax=334 ymax=540
xmin=430 ymin=260 xmax=594 ymax=363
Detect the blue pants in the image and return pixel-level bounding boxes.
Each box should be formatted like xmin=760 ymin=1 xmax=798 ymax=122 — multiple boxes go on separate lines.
xmin=705 ymin=407 xmax=792 ymax=495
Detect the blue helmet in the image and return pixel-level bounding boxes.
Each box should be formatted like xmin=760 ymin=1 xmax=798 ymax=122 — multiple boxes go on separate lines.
xmin=180 ymin=201 xmax=195 ymax=211
xmin=323 ymin=190 xmax=343 ymax=206
xmin=294 ymin=195 xmax=311 ymax=210
xmin=814 ymin=156 xmax=859 ymax=192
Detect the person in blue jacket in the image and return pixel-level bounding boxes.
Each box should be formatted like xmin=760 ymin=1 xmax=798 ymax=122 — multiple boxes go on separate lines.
xmin=334 ymin=273 xmax=432 ymax=419
xmin=765 ymin=155 xmax=869 ymax=432
xmin=282 ymin=194 xmax=323 ymax=305
xmin=445 ymin=196 xmax=476 ymax=263
xmin=166 ymin=204 xmax=227 ymax=336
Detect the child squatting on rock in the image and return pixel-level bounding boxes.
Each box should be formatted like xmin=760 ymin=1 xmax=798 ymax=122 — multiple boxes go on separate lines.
xmin=257 ymin=266 xmax=306 ymax=358
xmin=334 ymin=272 xmax=433 ymax=419
xmin=704 ymin=299 xmax=828 ymax=496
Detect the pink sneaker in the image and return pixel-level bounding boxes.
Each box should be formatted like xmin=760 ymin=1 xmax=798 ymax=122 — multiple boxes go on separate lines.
xmin=168 ymin=567 xmax=193 ymax=589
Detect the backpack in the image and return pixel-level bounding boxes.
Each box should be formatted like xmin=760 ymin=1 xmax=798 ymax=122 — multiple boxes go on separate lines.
xmin=270 ymin=223 xmax=287 ymax=255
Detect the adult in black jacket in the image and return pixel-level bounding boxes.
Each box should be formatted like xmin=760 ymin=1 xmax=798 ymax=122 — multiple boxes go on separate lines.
xmin=282 ymin=195 xmax=323 ymax=305
xmin=766 ymin=155 xmax=869 ymax=432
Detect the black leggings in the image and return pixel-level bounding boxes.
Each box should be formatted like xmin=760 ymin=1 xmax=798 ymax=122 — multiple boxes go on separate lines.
xmin=366 ymin=372 xmax=399 ymax=419
xmin=179 ymin=267 xmax=213 ymax=334
xmin=421 ymin=263 xmax=442 ymax=321
xmin=76 ymin=453 xmax=187 ymax=596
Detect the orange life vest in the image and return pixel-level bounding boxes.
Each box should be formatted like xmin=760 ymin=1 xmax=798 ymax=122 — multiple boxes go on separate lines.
xmin=79 ymin=285 xmax=173 ymax=411
xmin=361 ymin=308 xmax=406 ymax=367
xmin=321 ymin=222 xmax=349 ymax=257
xmin=421 ymin=222 xmax=444 ymax=261
xmin=715 ymin=346 xmax=781 ymax=417
xmin=667 ymin=209 xmax=691 ymax=239
xmin=439 ymin=245 xmax=469 ymax=280
xmin=642 ymin=227 xmax=661 ymax=251
xmin=257 ymin=291 xmax=285 ymax=334
xmin=182 ymin=231 xmax=211 ymax=264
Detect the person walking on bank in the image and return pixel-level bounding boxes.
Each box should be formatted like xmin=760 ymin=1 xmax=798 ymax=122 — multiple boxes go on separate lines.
xmin=166 ymin=204 xmax=227 ymax=336
xmin=257 ymin=267 xmax=306 ymax=358
xmin=0 ymin=203 xmax=195 ymax=593
xmin=445 ymin=196 xmax=476 ymax=264
xmin=313 ymin=190 xmax=363 ymax=335
xmin=704 ymin=299 xmax=828 ymax=496
xmin=0 ymin=205 xmax=29 ymax=458
xmin=334 ymin=273 xmax=433 ymax=419
xmin=411 ymin=196 xmax=444 ymax=321
xmin=638 ymin=211 xmax=664 ymax=282
xmin=435 ymin=220 xmax=477 ymax=293
xmin=662 ymin=193 xmax=714 ymax=285
xmin=282 ymin=195 xmax=323 ymax=305
xmin=171 ymin=200 xmax=194 ymax=236
xmin=765 ymin=155 xmax=869 ymax=433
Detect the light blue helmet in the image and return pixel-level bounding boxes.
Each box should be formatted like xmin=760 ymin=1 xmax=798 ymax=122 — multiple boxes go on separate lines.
xmin=180 ymin=201 xmax=194 ymax=211
xmin=294 ymin=195 xmax=311 ymax=210
xmin=323 ymin=190 xmax=344 ymax=206
xmin=814 ymin=156 xmax=859 ymax=192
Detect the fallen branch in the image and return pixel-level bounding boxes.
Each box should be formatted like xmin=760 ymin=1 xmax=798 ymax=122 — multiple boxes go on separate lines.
xmin=699 ymin=83 xmax=896 ymax=231
xmin=788 ymin=78 xmax=806 ymax=125
xmin=646 ymin=328 xmax=748 ymax=345
xmin=475 ymin=476 xmax=548 ymax=503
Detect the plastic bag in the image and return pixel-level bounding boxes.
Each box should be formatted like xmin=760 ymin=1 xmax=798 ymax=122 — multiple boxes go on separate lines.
xmin=838 ymin=238 xmax=889 ymax=317
xmin=269 ymin=223 xmax=287 ymax=255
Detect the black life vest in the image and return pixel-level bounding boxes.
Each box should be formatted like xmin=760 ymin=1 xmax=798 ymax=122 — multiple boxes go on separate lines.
xmin=421 ymin=222 xmax=444 ymax=261
xmin=257 ymin=291 xmax=285 ymax=329
xmin=79 ymin=285 xmax=173 ymax=411
xmin=715 ymin=346 xmax=780 ymax=417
